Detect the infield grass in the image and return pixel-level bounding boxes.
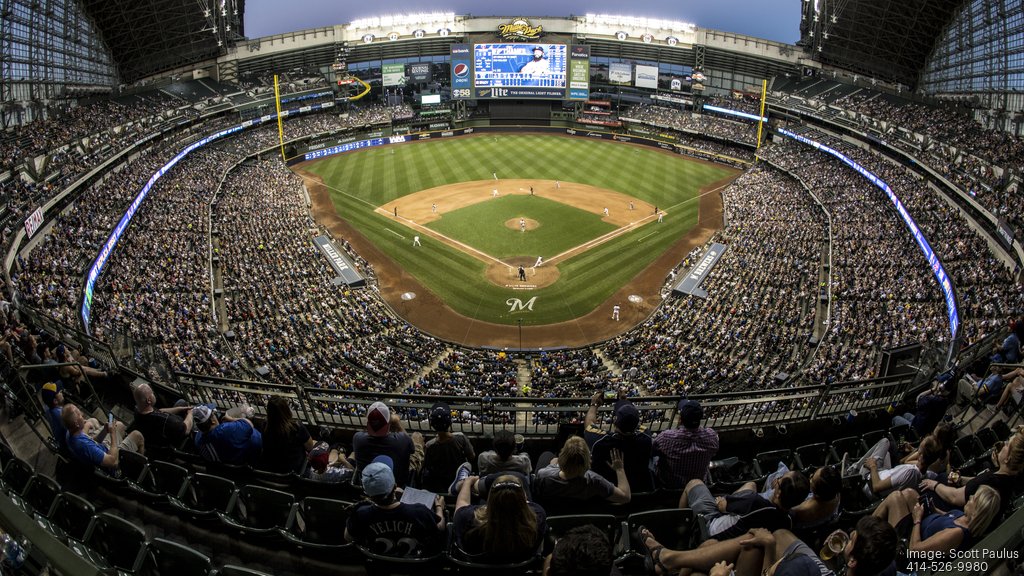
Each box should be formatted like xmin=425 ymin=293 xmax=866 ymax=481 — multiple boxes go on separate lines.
xmin=426 ymin=195 xmax=616 ymax=259
xmin=304 ymin=134 xmax=735 ymax=326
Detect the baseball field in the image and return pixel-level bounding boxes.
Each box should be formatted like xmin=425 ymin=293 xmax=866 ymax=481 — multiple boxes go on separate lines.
xmin=299 ymin=134 xmax=737 ymax=335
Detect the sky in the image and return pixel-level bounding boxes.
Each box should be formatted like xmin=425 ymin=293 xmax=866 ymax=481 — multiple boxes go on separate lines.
xmin=242 ymin=0 xmax=800 ymax=45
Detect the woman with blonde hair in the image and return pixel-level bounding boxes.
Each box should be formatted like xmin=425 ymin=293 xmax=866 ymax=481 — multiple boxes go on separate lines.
xmin=874 ymin=485 xmax=1001 ymax=554
xmin=453 ymin=473 xmax=547 ymax=561
xmin=533 ymin=435 xmax=631 ymax=505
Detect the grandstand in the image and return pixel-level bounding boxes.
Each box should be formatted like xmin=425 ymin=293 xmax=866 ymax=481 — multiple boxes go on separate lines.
xmin=1 ymin=2 xmax=1023 ymax=575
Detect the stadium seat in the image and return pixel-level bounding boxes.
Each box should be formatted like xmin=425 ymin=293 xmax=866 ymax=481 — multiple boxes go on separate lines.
xmin=218 ymin=485 xmax=296 ymax=541
xmin=214 ymin=566 xmax=274 ymax=576
xmin=280 ymin=497 xmax=355 ymax=556
xmin=447 ymin=546 xmax=542 ymax=576
xmin=860 ymin=430 xmax=887 ymax=450
xmin=794 ymin=443 xmax=831 ymax=470
xmin=136 ymin=538 xmax=213 ymax=576
xmin=753 ymin=449 xmax=796 ymax=478
xmin=627 ymin=508 xmax=697 ymax=553
xmin=169 ymin=473 xmax=238 ymax=521
xmin=145 ymin=460 xmax=191 ymax=502
xmin=119 ymin=450 xmax=151 ymax=484
xmin=830 ymin=436 xmax=867 ymax=464
xmin=357 ymin=544 xmax=445 ymax=576
xmin=0 ymin=441 xmax=14 ymax=473
xmin=37 ymin=492 xmax=95 ymax=543
xmin=546 ymin=514 xmax=624 ymax=555
xmin=955 ymin=434 xmax=986 ymax=463
xmin=22 ymin=473 xmax=61 ymax=517
xmin=976 ymin=427 xmax=1001 ymax=449
xmin=68 ymin=512 xmax=148 ymax=573
xmin=251 ymin=468 xmax=297 ymax=490
xmin=1 ymin=457 xmax=34 ymax=497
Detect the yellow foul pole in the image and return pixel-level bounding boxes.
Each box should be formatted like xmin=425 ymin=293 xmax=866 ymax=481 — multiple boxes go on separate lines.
xmin=755 ymin=78 xmax=768 ymax=154
xmin=273 ymin=74 xmax=286 ymax=161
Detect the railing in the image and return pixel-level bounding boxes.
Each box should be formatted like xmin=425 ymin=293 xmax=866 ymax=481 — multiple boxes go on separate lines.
xmin=174 ymin=370 xmax=923 ymax=438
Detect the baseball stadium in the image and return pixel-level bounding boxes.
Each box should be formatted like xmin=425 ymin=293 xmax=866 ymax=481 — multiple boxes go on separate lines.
xmin=1 ymin=1 xmax=1023 ymax=575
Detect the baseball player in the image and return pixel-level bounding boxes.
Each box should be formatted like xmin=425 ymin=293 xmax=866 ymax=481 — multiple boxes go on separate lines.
xmin=530 ymin=186 xmax=534 ymax=196
xmin=413 ymin=235 xmax=421 ymax=246
xmin=555 ymin=180 xmax=560 ymax=189
xmin=520 ymin=218 xmax=526 ymax=232
xmin=431 ymin=203 xmax=437 ymax=214
xmin=518 ymin=46 xmax=551 ymax=75
xmin=492 ymin=189 xmax=499 ymax=198
xmin=658 ymin=211 xmax=664 ymax=223
xmin=612 ymin=304 xmax=620 ymax=321
xmin=629 ymin=201 xmax=634 ymax=211
xmin=603 ymin=207 xmax=609 ymax=217
xmin=534 ymin=256 xmax=543 ymax=268
xmin=493 ymin=172 xmax=498 ymax=180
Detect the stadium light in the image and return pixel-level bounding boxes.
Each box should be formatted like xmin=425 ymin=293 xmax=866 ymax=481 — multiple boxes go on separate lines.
xmin=584 ymin=14 xmax=696 ymax=33
xmin=349 ymin=12 xmax=455 ymax=31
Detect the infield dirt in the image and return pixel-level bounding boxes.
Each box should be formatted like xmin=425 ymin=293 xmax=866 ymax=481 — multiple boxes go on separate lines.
xmin=300 ymin=166 xmax=732 ymax=348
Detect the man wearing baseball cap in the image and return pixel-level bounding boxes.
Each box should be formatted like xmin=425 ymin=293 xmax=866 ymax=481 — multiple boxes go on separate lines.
xmin=352 ymin=401 xmax=415 ymax=487
xmin=518 ymin=45 xmax=551 ymax=75
xmin=653 ymin=399 xmax=719 ymax=489
xmin=345 ymin=455 xmax=446 ymax=556
xmin=420 ymin=402 xmax=475 ymax=493
xmin=192 ymin=404 xmax=262 ymax=466
xmin=584 ymin=391 xmax=655 ymax=492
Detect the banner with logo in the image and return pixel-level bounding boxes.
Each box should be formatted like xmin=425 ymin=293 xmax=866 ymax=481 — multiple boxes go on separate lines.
xmin=568 ymin=45 xmax=590 ymax=100
xmin=313 ymin=236 xmax=366 ymax=287
xmin=673 ymin=243 xmax=727 ymax=298
xmin=609 ymin=62 xmax=632 ymax=85
xmin=382 ymin=63 xmax=406 ymax=87
xmin=635 ymin=65 xmax=659 ymax=89
xmin=450 ymin=44 xmax=472 ymax=99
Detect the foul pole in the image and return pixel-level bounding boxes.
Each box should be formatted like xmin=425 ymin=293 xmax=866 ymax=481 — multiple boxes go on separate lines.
xmin=755 ymin=78 xmax=768 ymax=156
xmin=273 ymin=74 xmax=286 ymax=161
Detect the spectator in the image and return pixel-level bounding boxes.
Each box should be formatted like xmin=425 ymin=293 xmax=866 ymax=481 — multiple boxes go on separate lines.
xmin=956 ymin=367 xmax=1024 ymax=407
xmin=128 ymin=383 xmax=192 ymax=452
xmin=847 ymin=436 xmax=944 ymax=497
xmin=757 ymin=463 xmax=842 ymax=529
xmin=420 ymin=402 xmax=475 ymax=493
xmin=259 ymin=397 xmax=315 ymax=474
xmin=916 ymin=428 xmax=1024 ymax=515
xmin=534 ymin=436 xmax=631 ymax=505
xmin=40 ymin=382 xmax=67 ymax=450
xmin=992 ymin=319 xmax=1022 ymax=364
xmin=640 ymin=515 xmax=896 ymax=576
xmin=304 ymin=441 xmax=354 ymax=483
xmin=61 ymin=403 xmax=144 ymax=475
xmin=192 ymin=405 xmax=262 ymax=466
xmin=543 ymin=524 xmax=621 ymax=576
xmin=351 ymin=402 xmax=416 ymax=487
xmin=344 ymin=455 xmax=446 ymax=556
xmin=652 ymin=399 xmax=719 ymax=489
xmin=681 ymin=471 xmax=809 ymax=539
xmin=584 ymin=392 xmax=654 ymax=492
xmin=477 ymin=429 xmax=531 ymax=476
xmin=892 ymin=379 xmax=952 ymax=438
xmin=874 ymin=485 xmax=1000 ymax=555
xmin=452 ymin=473 xmax=546 ymax=562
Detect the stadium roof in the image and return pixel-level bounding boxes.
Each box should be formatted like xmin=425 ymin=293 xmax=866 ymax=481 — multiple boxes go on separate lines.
xmin=78 ymin=0 xmax=245 ymax=84
xmin=799 ymin=0 xmax=966 ymax=87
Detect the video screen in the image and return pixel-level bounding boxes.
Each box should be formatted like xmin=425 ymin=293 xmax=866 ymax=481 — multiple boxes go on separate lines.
xmin=474 ymin=43 xmax=567 ymax=89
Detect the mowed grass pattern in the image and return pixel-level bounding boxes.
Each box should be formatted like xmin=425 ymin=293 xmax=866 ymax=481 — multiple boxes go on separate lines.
xmin=304 ymin=135 xmax=735 ymax=325
xmin=426 ymin=195 xmax=616 ymax=259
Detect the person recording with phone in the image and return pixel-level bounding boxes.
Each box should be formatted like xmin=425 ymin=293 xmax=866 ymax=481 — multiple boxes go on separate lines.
xmin=583 ymin=389 xmax=655 ymax=492
xmin=61 ymin=402 xmax=145 ymax=476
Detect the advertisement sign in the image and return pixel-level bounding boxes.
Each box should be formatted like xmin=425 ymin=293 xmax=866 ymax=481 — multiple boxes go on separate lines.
xmin=609 ymin=62 xmax=632 ymax=84
xmin=635 ymin=65 xmax=659 ymax=89
xmin=382 ymin=63 xmax=406 ymax=87
xmin=450 ymin=44 xmax=473 ymax=99
xmin=498 ymin=18 xmax=543 ymax=41
xmin=568 ymin=45 xmax=590 ymax=100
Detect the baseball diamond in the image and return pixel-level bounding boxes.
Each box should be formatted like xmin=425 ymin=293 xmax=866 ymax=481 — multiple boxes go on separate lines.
xmin=299 ymin=134 xmax=737 ymax=346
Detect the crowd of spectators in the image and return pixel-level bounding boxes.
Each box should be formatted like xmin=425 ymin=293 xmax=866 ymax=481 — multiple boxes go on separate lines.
xmin=624 ymin=104 xmax=759 ymax=146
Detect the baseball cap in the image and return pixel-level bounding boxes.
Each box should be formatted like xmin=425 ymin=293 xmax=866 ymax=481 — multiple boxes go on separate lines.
xmin=193 ymin=405 xmax=213 ymax=424
xmin=429 ymin=402 xmax=452 ymax=432
xmin=613 ymin=400 xmax=640 ymax=434
xmin=40 ymin=382 xmax=62 ymax=406
xmin=362 ymin=457 xmax=396 ymax=497
xmin=678 ymin=400 xmax=703 ymax=429
xmin=773 ymin=554 xmax=823 ymax=576
xmin=366 ymin=402 xmax=391 ymax=436
xmin=307 ymin=441 xmax=331 ymax=473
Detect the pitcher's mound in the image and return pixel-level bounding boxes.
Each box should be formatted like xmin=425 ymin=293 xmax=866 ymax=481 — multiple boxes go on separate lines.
xmin=505 ymin=217 xmax=540 ymax=231
xmin=486 ymin=256 xmax=560 ymax=289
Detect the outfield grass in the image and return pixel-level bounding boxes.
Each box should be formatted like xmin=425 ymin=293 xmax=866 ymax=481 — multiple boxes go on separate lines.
xmin=304 ymin=134 xmax=735 ymax=326
xmin=426 ymin=195 xmax=616 ymax=259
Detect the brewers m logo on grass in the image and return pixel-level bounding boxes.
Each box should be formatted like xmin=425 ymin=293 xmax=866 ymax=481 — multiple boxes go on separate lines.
xmin=498 ymin=18 xmax=543 ymax=41
xmin=507 ymin=297 xmax=537 ymax=313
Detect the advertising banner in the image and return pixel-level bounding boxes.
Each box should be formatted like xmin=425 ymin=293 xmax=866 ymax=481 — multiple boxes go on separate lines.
xmin=635 ymin=65 xmax=659 ymax=89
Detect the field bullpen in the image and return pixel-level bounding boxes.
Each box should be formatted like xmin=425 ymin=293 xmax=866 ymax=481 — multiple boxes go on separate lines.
xmin=298 ymin=134 xmax=737 ymax=346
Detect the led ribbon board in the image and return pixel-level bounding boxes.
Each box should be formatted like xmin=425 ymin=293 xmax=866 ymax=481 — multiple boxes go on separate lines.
xmin=778 ymin=129 xmax=959 ymax=338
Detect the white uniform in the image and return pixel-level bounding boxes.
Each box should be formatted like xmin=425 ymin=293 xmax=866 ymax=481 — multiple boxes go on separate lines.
xmin=612 ymin=305 xmax=620 ymax=321
xmin=492 ymin=189 xmax=499 ymax=197
xmin=413 ymin=236 xmax=421 ymax=246
xmin=431 ymin=203 xmax=437 ymax=213
xmin=603 ymin=207 xmax=609 ymax=216
xmin=534 ymin=256 xmax=543 ymax=268
xmin=658 ymin=212 xmax=664 ymax=223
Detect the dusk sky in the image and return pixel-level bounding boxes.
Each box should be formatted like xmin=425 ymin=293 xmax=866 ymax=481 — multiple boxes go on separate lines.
xmin=243 ymin=0 xmax=800 ymax=45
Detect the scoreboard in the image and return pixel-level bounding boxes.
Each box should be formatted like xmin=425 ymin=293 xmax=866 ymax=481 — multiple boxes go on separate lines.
xmin=451 ymin=43 xmax=589 ymax=100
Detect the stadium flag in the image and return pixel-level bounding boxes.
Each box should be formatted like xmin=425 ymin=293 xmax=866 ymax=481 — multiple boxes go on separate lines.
xmin=673 ymin=243 xmax=728 ymax=298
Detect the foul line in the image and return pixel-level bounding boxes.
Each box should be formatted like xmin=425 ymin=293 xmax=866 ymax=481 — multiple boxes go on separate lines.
xmin=384 ymin=228 xmax=405 ymax=239
xmin=637 ymin=231 xmax=659 ymax=242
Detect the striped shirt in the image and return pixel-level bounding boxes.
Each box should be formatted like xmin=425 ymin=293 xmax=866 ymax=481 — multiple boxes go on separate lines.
xmin=653 ymin=426 xmax=719 ymax=489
